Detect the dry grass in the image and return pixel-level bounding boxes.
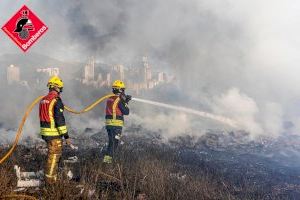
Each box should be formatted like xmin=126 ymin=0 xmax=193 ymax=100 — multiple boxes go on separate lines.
xmin=0 ymin=141 xmax=298 ymax=200
xmin=0 ymin=162 xmax=16 ymax=197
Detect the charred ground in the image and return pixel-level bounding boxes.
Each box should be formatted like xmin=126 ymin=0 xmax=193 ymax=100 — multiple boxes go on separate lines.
xmin=1 ymin=128 xmax=300 ymax=200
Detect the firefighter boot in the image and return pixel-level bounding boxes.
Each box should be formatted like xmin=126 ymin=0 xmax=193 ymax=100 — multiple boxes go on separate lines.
xmin=103 ymin=155 xmax=112 ymax=164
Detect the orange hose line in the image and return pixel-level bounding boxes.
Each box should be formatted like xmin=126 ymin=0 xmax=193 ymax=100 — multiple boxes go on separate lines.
xmin=0 ymin=94 xmax=114 ymax=164
xmin=0 ymin=96 xmax=44 ymax=164
xmin=64 ymin=94 xmax=114 ymax=114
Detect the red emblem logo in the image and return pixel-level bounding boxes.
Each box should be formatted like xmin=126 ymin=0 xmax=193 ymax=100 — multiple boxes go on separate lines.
xmin=1 ymin=5 xmax=48 ymax=52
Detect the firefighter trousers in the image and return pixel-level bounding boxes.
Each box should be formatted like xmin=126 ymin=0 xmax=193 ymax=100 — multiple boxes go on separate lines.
xmin=105 ymin=127 xmax=122 ymax=158
xmin=44 ymin=138 xmax=62 ymax=184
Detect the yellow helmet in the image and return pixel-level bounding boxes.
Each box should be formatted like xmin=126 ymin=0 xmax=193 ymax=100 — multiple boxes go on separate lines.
xmin=112 ymin=80 xmax=125 ymax=89
xmin=47 ymin=76 xmax=64 ymax=89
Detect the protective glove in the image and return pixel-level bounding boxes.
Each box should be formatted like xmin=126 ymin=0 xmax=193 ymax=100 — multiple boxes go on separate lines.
xmin=119 ymin=93 xmax=127 ymax=103
xmin=125 ymin=95 xmax=132 ymax=103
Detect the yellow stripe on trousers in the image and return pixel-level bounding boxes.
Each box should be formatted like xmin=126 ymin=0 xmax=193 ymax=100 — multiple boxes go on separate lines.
xmin=49 ymin=154 xmax=57 ymax=178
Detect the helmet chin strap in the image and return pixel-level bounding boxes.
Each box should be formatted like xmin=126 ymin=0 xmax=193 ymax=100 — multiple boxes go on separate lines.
xmin=49 ymin=86 xmax=62 ymax=93
xmin=112 ymin=88 xmax=124 ymax=95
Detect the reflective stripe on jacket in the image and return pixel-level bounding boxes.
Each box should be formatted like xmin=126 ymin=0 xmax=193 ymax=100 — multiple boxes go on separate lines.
xmin=105 ymin=95 xmax=129 ymax=127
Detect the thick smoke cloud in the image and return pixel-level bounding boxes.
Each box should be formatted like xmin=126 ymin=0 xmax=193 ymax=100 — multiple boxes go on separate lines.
xmin=211 ymin=88 xmax=283 ymax=138
xmin=1 ymin=0 xmax=300 ymax=140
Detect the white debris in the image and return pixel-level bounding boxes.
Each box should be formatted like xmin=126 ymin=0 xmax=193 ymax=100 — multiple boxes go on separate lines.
xmin=13 ymin=188 xmax=26 ymax=192
xmin=63 ymin=156 xmax=80 ymax=181
xmin=63 ymin=156 xmax=79 ymax=164
xmin=67 ymin=170 xmax=74 ymax=180
xmin=14 ymin=165 xmax=43 ymax=188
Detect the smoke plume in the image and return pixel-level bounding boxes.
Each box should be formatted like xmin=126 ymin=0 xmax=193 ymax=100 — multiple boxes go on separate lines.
xmin=1 ymin=0 xmax=300 ymax=140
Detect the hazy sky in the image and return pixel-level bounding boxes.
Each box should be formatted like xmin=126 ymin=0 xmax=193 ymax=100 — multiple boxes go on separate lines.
xmin=2 ymin=0 xmax=300 ymax=138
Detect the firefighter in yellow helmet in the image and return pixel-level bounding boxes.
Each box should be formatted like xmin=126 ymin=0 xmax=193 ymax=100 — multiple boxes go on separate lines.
xmin=103 ymin=80 xmax=131 ymax=164
xmin=39 ymin=76 xmax=71 ymax=184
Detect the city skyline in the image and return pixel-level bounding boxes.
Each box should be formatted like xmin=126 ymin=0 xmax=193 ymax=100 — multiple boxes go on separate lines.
xmin=4 ymin=55 xmax=174 ymax=94
xmin=79 ymin=56 xmax=172 ymax=94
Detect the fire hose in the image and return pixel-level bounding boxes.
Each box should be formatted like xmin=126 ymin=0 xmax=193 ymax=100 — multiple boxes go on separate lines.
xmin=0 ymin=93 xmax=114 ymax=164
xmin=0 ymin=94 xmax=114 ymax=200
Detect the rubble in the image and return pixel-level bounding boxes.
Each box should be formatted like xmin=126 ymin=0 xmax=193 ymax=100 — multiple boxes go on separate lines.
xmin=14 ymin=165 xmax=43 ymax=188
xmin=63 ymin=156 xmax=81 ymax=181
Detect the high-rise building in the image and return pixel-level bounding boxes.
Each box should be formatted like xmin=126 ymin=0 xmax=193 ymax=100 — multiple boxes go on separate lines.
xmin=97 ymin=73 xmax=103 ymax=82
xmin=84 ymin=57 xmax=95 ymax=82
xmin=50 ymin=68 xmax=59 ymax=76
xmin=106 ymin=73 xmax=111 ymax=86
xmin=7 ymin=65 xmax=20 ymax=84
xmin=113 ymin=64 xmax=125 ymax=80
xmin=36 ymin=68 xmax=59 ymax=77
xmin=143 ymin=56 xmax=152 ymax=87
xmin=158 ymin=72 xmax=167 ymax=83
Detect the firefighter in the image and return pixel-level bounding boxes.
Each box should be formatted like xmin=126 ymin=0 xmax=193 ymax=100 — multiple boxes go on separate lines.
xmin=103 ymin=80 xmax=131 ymax=164
xmin=39 ymin=76 xmax=71 ymax=184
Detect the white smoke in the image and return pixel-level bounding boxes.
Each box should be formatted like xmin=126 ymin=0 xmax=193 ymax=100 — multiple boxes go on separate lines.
xmin=211 ymin=88 xmax=284 ymax=138
xmin=127 ymin=113 xmax=194 ymax=139
xmin=68 ymin=114 xmax=105 ymax=134
xmin=1 ymin=0 xmax=300 ymax=139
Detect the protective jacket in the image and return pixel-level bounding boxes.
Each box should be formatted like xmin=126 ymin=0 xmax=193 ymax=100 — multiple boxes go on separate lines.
xmin=105 ymin=95 xmax=129 ymax=127
xmin=39 ymin=90 xmax=69 ymax=139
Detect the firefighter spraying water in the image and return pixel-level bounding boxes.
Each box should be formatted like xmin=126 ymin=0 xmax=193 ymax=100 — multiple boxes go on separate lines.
xmin=0 ymin=80 xmax=237 ymax=166
xmin=0 ymin=77 xmax=239 ymax=194
xmin=103 ymin=80 xmax=131 ymax=164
